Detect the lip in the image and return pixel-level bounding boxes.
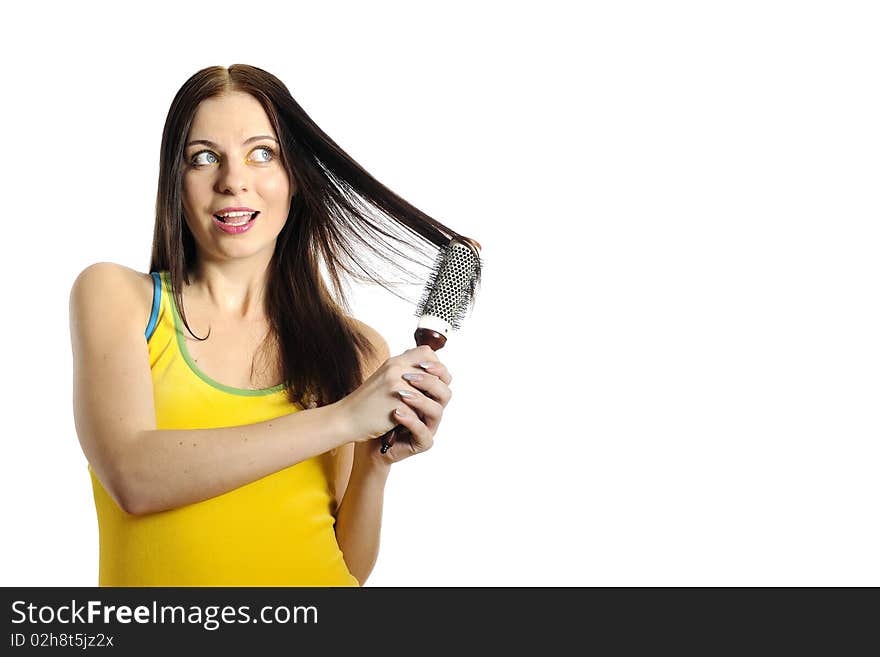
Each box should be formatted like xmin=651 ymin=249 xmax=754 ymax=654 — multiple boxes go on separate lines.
xmin=212 ymin=212 xmax=258 ymax=234
xmin=214 ymin=206 xmax=257 ymax=214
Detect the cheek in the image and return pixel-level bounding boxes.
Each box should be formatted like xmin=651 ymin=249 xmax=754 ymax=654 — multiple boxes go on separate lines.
xmin=179 ymin=183 xmax=205 ymax=231
xmin=180 ymin=177 xmax=199 ymax=210
xmin=259 ymin=170 xmax=291 ymax=198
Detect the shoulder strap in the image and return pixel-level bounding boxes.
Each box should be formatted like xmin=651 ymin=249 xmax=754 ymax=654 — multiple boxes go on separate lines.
xmin=145 ymin=272 xmax=162 ymax=340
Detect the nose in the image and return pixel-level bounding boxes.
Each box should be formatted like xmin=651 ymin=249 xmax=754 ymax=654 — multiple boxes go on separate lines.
xmin=214 ymin=156 xmax=251 ymax=193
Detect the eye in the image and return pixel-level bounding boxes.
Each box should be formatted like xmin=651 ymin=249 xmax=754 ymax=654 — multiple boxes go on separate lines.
xmin=190 ymin=150 xmax=219 ymax=166
xmin=188 ymin=145 xmax=276 ymax=167
xmin=251 ymin=145 xmax=275 ymax=163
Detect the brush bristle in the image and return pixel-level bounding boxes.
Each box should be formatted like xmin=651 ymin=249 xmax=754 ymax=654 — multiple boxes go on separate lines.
xmin=414 ymin=238 xmax=483 ymax=330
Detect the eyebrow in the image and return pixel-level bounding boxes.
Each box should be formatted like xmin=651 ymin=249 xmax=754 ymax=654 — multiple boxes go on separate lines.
xmin=186 ymin=135 xmax=278 ymax=149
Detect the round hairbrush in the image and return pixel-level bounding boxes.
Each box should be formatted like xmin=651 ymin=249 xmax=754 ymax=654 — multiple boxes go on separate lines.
xmin=380 ymin=236 xmax=483 ymax=454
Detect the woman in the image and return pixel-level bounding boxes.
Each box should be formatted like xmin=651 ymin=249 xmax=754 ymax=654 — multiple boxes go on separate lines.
xmin=69 ymin=64 xmax=476 ymax=586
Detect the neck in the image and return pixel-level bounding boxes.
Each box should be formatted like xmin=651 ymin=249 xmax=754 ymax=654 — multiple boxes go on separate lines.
xmin=187 ymin=255 xmax=273 ymax=321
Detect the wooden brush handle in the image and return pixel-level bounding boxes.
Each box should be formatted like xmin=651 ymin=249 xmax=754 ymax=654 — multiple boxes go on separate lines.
xmin=379 ymin=328 xmax=448 ymax=454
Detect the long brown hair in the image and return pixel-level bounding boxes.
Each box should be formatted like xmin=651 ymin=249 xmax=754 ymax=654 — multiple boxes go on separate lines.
xmin=149 ymin=64 xmax=478 ymax=408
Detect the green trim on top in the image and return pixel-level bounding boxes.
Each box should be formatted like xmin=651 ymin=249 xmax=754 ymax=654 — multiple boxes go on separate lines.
xmin=161 ymin=271 xmax=287 ymax=396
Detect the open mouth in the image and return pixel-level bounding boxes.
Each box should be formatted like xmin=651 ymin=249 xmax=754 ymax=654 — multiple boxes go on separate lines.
xmin=212 ymin=211 xmax=260 ymax=234
xmin=213 ymin=211 xmax=259 ymax=225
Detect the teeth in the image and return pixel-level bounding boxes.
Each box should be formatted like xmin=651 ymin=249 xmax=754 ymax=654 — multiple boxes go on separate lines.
xmin=215 ymin=211 xmax=257 ymax=226
xmin=217 ymin=211 xmax=253 ymax=218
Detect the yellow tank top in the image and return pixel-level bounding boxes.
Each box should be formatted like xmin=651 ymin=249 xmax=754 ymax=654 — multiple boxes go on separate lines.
xmin=88 ymin=270 xmax=359 ymax=587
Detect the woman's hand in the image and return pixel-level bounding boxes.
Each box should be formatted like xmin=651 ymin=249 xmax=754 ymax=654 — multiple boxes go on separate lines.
xmin=335 ymin=344 xmax=453 ymax=466
xmin=363 ymin=350 xmax=453 ymax=466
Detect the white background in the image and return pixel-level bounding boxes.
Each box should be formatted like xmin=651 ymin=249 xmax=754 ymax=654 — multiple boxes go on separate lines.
xmin=1 ymin=1 xmax=878 ymax=586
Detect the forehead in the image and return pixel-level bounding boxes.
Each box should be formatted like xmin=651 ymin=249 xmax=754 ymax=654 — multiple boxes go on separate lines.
xmin=188 ymin=92 xmax=276 ymax=140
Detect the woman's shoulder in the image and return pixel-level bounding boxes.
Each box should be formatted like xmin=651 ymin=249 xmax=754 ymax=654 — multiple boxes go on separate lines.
xmin=70 ymin=262 xmax=155 ymax=333
xmin=346 ymin=316 xmax=388 ymax=350
xmin=345 ymin=316 xmax=390 ymax=376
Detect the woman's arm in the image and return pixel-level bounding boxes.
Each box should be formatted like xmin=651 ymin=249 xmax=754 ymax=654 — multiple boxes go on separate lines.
xmin=335 ymin=336 xmax=454 ymax=584
xmin=335 ymin=447 xmax=391 ymax=585
xmin=333 ymin=320 xmax=391 ymax=584
xmin=70 ymin=263 xmax=355 ymax=516
xmin=123 ymin=407 xmax=350 ymax=515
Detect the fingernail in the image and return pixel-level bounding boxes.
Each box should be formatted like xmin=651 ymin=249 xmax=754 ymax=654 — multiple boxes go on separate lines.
xmin=395 ymin=407 xmax=405 ymax=416
xmin=418 ymin=361 xmax=433 ymax=369
xmin=402 ymin=373 xmax=424 ymax=381
xmin=397 ymin=389 xmax=415 ymax=398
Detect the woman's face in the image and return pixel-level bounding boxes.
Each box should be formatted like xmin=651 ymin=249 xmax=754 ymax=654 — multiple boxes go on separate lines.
xmin=181 ymin=91 xmax=294 ymax=263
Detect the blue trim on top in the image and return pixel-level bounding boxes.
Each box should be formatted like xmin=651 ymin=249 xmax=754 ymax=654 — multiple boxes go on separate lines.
xmin=144 ymin=272 xmax=161 ymax=340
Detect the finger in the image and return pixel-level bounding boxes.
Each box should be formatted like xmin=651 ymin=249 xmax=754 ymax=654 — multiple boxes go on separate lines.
xmin=392 ymin=405 xmax=433 ymax=453
xmin=400 ymin=371 xmax=452 ymax=406
xmin=397 ymin=346 xmax=452 ymax=385
xmin=405 ymin=344 xmax=437 ymax=361
xmin=396 ymin=388 xmax=443 ymax=434
xmin=414 ymin=359 xmax=452 ymax=386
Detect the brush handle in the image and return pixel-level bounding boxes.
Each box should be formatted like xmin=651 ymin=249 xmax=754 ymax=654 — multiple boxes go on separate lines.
xmin=379 ymin=328 xmax=448 ymax=454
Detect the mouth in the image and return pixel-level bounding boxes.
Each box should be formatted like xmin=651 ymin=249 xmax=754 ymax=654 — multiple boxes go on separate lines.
xmin=212 ymin=211 xmax=259 ymax=234
xmin=213 ymin=211 xmax=259 ymax=225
